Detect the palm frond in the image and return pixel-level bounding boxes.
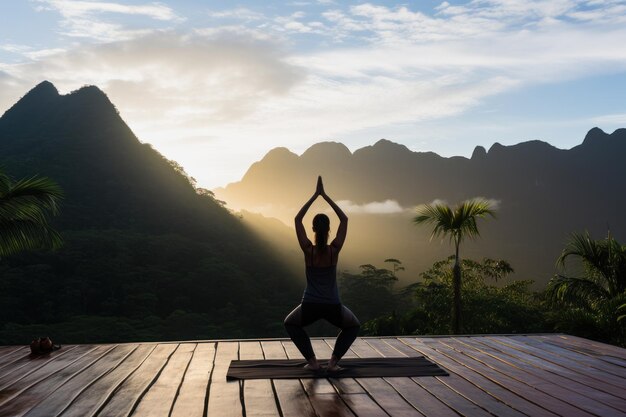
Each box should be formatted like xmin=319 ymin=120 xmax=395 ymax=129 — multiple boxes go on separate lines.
xmin=414 ymin=198 xmax=495 ymax=243
xmin=557 ymin=232 xmax=626 ymax=297
xmin=0 ymin=220 xmax=63 ymax=256
xmin=414 ymin=203 xmax=455 ymax=241
xmin=3 ymin=176 xmax=63 ymax=212
xmin=546 ymin=273 xmax=610 ymax=308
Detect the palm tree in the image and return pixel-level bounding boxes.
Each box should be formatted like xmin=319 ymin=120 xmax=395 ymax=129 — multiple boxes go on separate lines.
xmin=413 ymin=199 xmax=496 ymax=334
xmin=547 ymin=231 xmax=626 ymax=344
xmin=0 ymin=171 xmax=63 ymax=257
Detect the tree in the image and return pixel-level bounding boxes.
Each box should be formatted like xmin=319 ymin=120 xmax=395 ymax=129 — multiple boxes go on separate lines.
xmin=0 ymin=172 xmax=63 ymax=257
xmin=413 ymin=198 xmax=496 ymax=333
xmin=384 ymin=258 xmax=405 ymax=277
xmin=547 ymin=231 xmax=626 ymax=345
xmin=363 ymin=256 xmax=548 ymax=336
xmin=339 ymin=264 xmax=398 ymax=323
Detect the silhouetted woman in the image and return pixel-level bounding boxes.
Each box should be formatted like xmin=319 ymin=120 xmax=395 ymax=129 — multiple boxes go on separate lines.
xmin=284 ymin=176 xmax=360 ymax=372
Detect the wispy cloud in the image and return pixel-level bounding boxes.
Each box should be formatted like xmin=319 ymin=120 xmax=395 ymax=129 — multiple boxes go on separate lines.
xmin=337 ymin=199 xmax=408 ymax=214
xmin=590 ymin=113 xmax=626 ymax=124
xmin=33 ymin=0 xmax=184 ymax=41
xmin=34 ymin=0 xmax=182 ymax=21
xmin=207 ymin=7 xmax=265 ymax=21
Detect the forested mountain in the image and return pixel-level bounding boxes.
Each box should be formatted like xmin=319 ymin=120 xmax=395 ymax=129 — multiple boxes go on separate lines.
xmin=0 ymin=81 xmax=300 ymax=344
xmin=216 ymin=128 xmax=626 ymax=285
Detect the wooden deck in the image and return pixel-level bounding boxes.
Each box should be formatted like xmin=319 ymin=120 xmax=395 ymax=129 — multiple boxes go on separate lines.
xmin=0 ymin=334 xmax=624 ymax=416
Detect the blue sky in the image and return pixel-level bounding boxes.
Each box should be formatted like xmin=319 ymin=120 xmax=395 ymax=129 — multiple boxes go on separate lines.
xmin=1 ymin=0 xmax=626 ymax=188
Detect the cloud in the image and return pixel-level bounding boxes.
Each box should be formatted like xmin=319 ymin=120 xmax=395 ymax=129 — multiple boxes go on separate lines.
xmin=33 ymin=0 xmax=184 ymax=41
xmin=590 ymin=113 xmax=626 ymax=124
xmin=3 ymin=0 xmax=626 ymax=189
xmin=337 ymin=199 xmax=408 ymax=214
xmin=419 ymin=198 xmax=501 ymax=210
xmin=35 ymin=0 xmax=182 ymax=20
xmin=208 ymin=7 xmax=265 ymax=21
xmin=0 ymin=31 xmax=303 ymax=130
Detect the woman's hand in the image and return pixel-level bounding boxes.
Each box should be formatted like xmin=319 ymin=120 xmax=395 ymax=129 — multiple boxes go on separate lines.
xmin=316 ymin=175 xmax=325 ymax=197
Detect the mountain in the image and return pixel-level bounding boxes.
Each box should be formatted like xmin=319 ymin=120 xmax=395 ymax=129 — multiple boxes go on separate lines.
xmin=215 ymin=129 xmax=626 ymax=285
xmin=0 ymin=81 xmax=300 ymax=343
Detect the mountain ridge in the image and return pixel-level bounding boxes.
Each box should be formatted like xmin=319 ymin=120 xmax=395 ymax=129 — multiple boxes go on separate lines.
xmin=216 ymin=126 xmax=626 ymax=285
xmin=0 ymin=81 xmax=300 ymax=343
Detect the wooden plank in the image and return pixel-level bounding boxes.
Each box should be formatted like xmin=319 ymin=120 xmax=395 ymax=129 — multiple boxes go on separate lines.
xmin=351 ymin=339 xmax=459 ymax=417
xmin=551 ymin=334 xmax=626 ymax=358
xmin=94 ymin=343 xmax=178 ymax=417
xmin=206 ymin=341 xmax=243 ymax=417
xmin=0 ymin=346 xmax=23 ymax=356
xmin=405 ymin=337 xmax=590 ymax=417
xmin=0 ymin=345 xmax=91 ymax=402
xmin=385 ymin=338 xmax=559 ymax=417
xmin=260 ymin=340 xmax=315 ymax=417
xmin=282 ymin=339 xmax=355 ymax=416
xmin=341 ymin=340 xmax=424 ymax=417
xmin=0 ymin=347 xmax=29 ymax=370
xmin=532 ymin=336 xmax=626 ymax=368
xmin=509 ymin=335 xmax=626 ymax=377
xmin=0 ymin=345 xmax=113 ymax=417
xmin=22 ymin=344 xmax=137 ymax=417
xmin=470 ymin=337 xmax=626 ymax=404
xmin=472 ymin=338 xmax=626 ymax=402
xmin=0 ymin=346 xmax=80 ymax=388
xmin=59 ymin=344 xmax=156 ymax=417
xmin=430 ymin=337 xmax=599 ymax=417
xmin=340 ymin=393 xmax=389 ymax=417
xmin=132 ymin=343 xmax=196 ymax=417
xmin=311 ymin=340 xmax=387 ymax=417
xmin=365 ymin=339 xmax=493 ymax=417
xmin=488 ymin=336 xmax=626 ymax=388
xmin=315 ymin=339 xmax=364 ymax=395
xmin=169 ymin=343 xmax=216 ymax=417
xmin=368 ymin=338 xmax=529 ymax=417
xmin=239 ymin=341 xmax=280 ymax=417
xmin=282 ymin=340 xmax=336 ymax=395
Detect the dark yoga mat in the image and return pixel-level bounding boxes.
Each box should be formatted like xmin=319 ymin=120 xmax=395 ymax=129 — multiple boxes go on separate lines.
xmin=226 ymin=356 xmax=448 ymax=380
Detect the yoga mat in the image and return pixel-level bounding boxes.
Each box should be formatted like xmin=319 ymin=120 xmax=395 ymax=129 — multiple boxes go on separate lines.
xmin=226 ymin=357 xmax=449 ymax=380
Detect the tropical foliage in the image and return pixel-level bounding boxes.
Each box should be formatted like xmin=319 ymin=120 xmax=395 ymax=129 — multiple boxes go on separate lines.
xmin=339 ymin=264 xmax=398 ymax=323
xmin=362 ymin=257 xmax=550 ymax=336
xmin=0 ymin=172 xmax=63 ymax=257
xmin=547 ymin=232 xmax=626 ymax=346
xmin=413 ymin=198 xmax=496 ymax=333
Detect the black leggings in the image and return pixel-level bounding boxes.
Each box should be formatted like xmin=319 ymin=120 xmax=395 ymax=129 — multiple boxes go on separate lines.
xmin=284 ymin=303 xmax=360 ymax=361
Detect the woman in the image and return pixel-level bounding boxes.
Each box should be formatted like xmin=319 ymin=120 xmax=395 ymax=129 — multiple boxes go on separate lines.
xmin=284 ymin=176 xmax=360 ymax=372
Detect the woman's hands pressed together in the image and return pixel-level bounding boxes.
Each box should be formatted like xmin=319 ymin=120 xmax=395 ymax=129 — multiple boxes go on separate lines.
xmin=315 ymin=175 xmax=325 ymax=198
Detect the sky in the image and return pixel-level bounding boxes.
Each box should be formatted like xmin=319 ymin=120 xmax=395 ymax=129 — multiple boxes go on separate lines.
xmin=1 ymin=0 xmax=626 ymax=189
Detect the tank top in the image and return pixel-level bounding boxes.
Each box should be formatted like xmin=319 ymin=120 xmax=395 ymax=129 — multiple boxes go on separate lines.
xmin=301 ymin=246 xmax=341 ymax=304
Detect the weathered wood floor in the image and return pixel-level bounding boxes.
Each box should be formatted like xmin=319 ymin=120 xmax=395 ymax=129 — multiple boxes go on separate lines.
xmin=0 ymin=334 xmax=624 ymax=416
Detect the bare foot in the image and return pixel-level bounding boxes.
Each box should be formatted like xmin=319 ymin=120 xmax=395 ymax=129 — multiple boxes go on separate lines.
xmin=304 ymin=357 xmax=321 ymax=371
xmin=304 ymin=364 xmax=321 ymax=371
xmin=326 ymin=364 xmax=345 ymax=372
xmin=326 ymin=355 xmax=344 ymax=372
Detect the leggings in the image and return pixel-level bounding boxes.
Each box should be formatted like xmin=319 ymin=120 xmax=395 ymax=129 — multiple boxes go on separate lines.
xmin=284 ymin=302 xmax=360 ymax=361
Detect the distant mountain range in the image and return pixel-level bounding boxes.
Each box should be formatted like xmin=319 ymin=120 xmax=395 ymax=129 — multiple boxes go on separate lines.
xmin=216 ymin=128 xmax=626 ymax=285
xmin=0 ymin=81 xmax=300 ymax=343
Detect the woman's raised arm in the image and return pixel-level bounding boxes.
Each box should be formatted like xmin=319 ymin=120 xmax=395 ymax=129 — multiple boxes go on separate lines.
xmin=319 ymin=178 xmax=348 ymax=251
xmin=294 ymin=178 xmax=321 ymax=251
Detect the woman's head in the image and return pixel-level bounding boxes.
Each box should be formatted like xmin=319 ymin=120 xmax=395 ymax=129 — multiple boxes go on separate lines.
xmin=312 ymin=213 xmax=330 ymax=250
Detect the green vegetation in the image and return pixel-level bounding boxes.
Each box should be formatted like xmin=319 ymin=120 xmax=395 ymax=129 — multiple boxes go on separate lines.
xmin=413 ymin=198 xmax=496 ymax=333
xmin=352 ymin=233 xmax=626 ymax=347
xmin=353 ymin=257 xmax=550 ymax=337
xmin=0 ymin=172 xmax=63 ymax=256
xmin=547 ymin=232 xmax=626 ymax=346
